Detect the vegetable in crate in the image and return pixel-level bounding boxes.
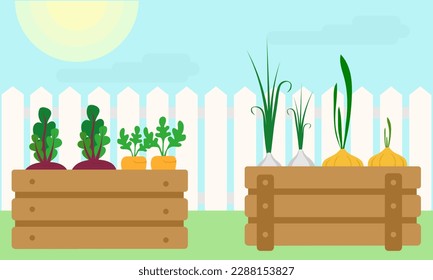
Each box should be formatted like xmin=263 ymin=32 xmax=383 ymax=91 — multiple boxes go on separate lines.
xmin=27 ymin=107 xmax=66 ymax=170
xmin=249 ymin=45 xmax=292 ymax=166
xmin=117 ymin=126 xmax=150 ymax=169
xmin=322 ymin=55 xmax=363 ymax=166
xmin=287 ymin=90 xmax=314 ymax=166
xmin=143 ymin=116 xmax=186 ymax=170
xmin=73 ymin=105 xmax=115 ymax=170
xmin=369 ymin=118 xmax=407 ymax=166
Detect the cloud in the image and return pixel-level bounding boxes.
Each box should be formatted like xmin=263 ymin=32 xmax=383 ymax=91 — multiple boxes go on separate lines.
xmin=268 ymin=16 xmax=409 ymax=45
xmin=57 ymin=53 xmax=199 ymax=83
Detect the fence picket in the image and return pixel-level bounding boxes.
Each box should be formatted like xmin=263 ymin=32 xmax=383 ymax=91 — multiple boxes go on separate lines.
xmin=29 ymin=88 xmax=53 ymax=164
xmin=234 ymin=87 xmax=256 ymax=210
xmin=204 ymin=88 xmax=227 ymax=210
xmin=351 ymin=87 xmax=374 ymax=165
xmin=176 ymin=87 xmax=199 ymax=210
xmin=409 ymin=88 xmax=432 ymax=210
xmin=380 ymin=88 xmax=403 ymax=153
xmin=145 ymin=87 xmax=169 ymax=163
xmin=1 ymin=88 xmax=24 ymax=210
xmin=88 ymin=87 xmax=111 ymax=161
xmin=290 ymin=87 xmax=315 ymax=163
xmin=116 ymin=87 xmax=140 ymax=167
xmin=58 ymin=88 xmax=82 ymax=169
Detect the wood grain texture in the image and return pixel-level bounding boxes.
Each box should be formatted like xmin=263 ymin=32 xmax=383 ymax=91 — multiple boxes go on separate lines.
xmin=12 ymin=198 xmax=188 ymax=221
xmin=245 ymin=167 xmax=421 ymax=189
xmin=12 ymin=170 xmax=188 ymax=192
xmin=245 ymin=223 xmax=420 ymax=246
xmin=13 ymin=227 xmax=188 ymax=249
xmin=245 ymin=195 xmax=421 ymax=218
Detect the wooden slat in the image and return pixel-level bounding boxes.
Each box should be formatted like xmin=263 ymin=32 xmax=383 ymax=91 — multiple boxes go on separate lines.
xmin=13 ymin=227 xmax=187 ymax=249
xmin=245 ymin=167 xmax=421 ymax=189
xmin=245 ymin=195 xmax=421 ymax=218
xmin=245 ymin=223 xmax=420 ymax=246
xmin=257 ymin=175 xmax=274 ymax=251
xmin=12 ymin=170 xmax=188 ymax=192
xmin=12 ymin=198 xmax=187 ymax=221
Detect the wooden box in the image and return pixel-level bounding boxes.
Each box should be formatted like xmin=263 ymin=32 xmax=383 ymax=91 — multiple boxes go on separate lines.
xmin=12 ymin=170 xmax=188 ymax=249
xmin=245 ymin=167 xmax=421 ymax=251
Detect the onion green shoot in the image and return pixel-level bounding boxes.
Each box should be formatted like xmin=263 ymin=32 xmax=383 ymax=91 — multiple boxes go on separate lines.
xmin=384 ymin=117 xmax=392 ymax=148
xmin=287 ymin=89 xmax=312 ymax=150
xmin=249 ymin=45 xmax=292 ymax=153
xmin=333 ymin=55 xmax=353 ymax=149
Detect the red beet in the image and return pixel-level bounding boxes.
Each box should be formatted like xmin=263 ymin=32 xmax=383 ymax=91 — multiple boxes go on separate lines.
xmin=73 ymin=159 xmax=116 ymax=170
xmin=26 ymin=162 xmax=66 ymax=170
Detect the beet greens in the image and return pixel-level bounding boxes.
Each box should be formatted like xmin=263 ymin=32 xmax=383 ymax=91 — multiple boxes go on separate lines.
xmin=78 ymin=105 xmax=110 ymax=160
xmin=30 ymin=107 xmax=62 ymax=162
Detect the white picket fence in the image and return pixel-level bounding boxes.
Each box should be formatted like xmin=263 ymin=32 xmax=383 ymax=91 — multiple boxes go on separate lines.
xmin=1 ymin=86 xmax=432 ymax=211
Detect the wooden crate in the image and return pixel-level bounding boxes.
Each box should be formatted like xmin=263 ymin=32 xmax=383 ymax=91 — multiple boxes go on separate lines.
xmin=12 ymin=170 xmax=188 ymax=249
xmin=245 ymin=167 xmax=421 ymax=251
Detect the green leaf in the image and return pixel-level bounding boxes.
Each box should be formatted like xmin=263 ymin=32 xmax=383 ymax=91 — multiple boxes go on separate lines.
xmin=81 ymin=120 xmax=92 ymax=136
xmin=99 ymin=147 xmax=106 ymax=158
xmin=33 ymin=123 xmax=44 ymax=138
xmin=54 ymin=138 xmax=62 ymax=148
xmin=29 ymin=143 xmax=36 ymax=151
xmin=46 ymin=121 xmax=55 ymax=137
xmin=99 ymin=125 xmax=107 ymax=136
xmin=46 ymin=135 xmax=53 ymax=148
xmin=102 ymin=136 xmax=110 ymax=145
xmin=38 ymin=107 xmax=51 ymax=123
xmin=166 ymin=121 xmax=187 ymax=154
xmin=87 ymin=105 xmax=100 ymax=121
xmin=78 ymin=140 xmax=85 ymax=149
xmin=117 ymin=128 xmax=132 ymax=153
xmin=51 ymin=149 xmax=58 ymax=161
xmin=31 ymin=134 xmax=40 ymax=143
xmin=156 ymin=117 xmax=171 ymax=140
xmin=143 ymin=127 xmax=160 ymax=149
xmin=50 ymin=128 xmax=59 ymax=139
xmin=95 ymin=119 xmax=105 ymax=135
xmin=82 ymin=150 xmax=89 ymax=159
xmin=79 ymin=132 xmax=88 ymax=141
xmin=33 ymin=153 xmax=40 ymax=162
xmin=130 ymin=125 xmax=142 ymax=145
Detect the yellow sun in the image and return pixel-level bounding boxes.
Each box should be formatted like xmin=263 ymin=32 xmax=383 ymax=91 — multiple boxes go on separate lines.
xmin=15 ymin=0 xmax=139 ymax=62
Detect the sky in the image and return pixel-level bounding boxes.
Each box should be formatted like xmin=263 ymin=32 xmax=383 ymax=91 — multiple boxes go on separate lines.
xmin=0 ymin=0 xmax=432 ymax=97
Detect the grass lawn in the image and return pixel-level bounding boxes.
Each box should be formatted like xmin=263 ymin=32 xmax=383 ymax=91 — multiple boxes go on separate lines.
xmin=1 ymin=211 xmax=432 ymax=260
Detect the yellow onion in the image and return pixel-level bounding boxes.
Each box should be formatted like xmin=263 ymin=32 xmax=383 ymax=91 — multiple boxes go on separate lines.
xmin=322 ymin=55 xmax=363 ymax=166
xmin=368 ymin=118 xmax=407 ymax=166
xmin=323 ymin=149 xmax=363 ymax=166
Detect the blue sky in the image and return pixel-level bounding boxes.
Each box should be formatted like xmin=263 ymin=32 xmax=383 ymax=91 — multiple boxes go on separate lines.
xmin=0 ymin=0 xmax=431 ymax=96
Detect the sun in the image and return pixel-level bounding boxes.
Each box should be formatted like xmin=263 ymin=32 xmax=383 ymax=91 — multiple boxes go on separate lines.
xmin=15 ymin=0 xmax=139 ymax=62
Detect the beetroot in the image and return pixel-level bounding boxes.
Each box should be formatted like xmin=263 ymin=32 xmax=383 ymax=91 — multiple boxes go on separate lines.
xmin=27 ymin=162 xmax=66 ymax=170
xmin=73 ymin=105 xmax=115 ymax=170
xmin=73 ymin=159 xmax=115 ymax=170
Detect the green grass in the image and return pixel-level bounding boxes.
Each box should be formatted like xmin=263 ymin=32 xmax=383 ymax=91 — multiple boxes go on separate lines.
xmin=1 ymin=211 xmax=433 ymax=260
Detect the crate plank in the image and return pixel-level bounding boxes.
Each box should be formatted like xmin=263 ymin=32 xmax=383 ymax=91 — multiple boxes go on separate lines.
xmin=12 ymin=198 xmax=188 ymax=221
xmin=13 ymin=227 xmax=187 ymax=249
xmin=245 ymin=223 xmax=420 ymax=246
xmin=245 ymin=167 xmax=421 ymax=189
xmin=12 ymin=170 xmax=187 ymax=192
xmin=245 ymin=195 xmax=421 ymax=218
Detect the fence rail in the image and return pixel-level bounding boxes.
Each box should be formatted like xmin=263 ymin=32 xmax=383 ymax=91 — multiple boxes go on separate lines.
xmin=1 ymin=86 xmax=432 ymax=211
